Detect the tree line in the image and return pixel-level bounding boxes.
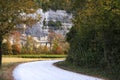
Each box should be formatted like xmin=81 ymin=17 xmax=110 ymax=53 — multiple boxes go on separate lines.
xmin=66 ymin=0 xmax=120 ymax=80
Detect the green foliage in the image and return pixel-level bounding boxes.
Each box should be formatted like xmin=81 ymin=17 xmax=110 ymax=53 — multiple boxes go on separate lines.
xmin=3 ymin=54 xmax=66 ymax=58
xmin=48 ymin=20 xmax=62 ymax=30
xmin=55 ymin=61 xmax=109 ymax=79
xmin=66 ymin=0 xmax=120 ymax=80
xmin=66 ymin=26 xmax=77 ymax=43
xmin=35 ymin=0 xmax=72 ymax=12
xmin=20 ymin=54 xmax=65 ymax=58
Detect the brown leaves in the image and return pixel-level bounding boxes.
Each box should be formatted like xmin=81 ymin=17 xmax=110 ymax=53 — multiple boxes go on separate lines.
xmin=0 ymin=0 xmax=39 ymax=36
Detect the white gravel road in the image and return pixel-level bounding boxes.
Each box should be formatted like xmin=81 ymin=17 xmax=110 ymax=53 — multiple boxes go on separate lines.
xmin=13 ymin=60 xmax=103 ymax=80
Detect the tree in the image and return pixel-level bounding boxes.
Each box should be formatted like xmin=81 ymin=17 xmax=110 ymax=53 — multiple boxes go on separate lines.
xmin=2 ymin=39 xmax=12 ymax=55
xmin=56 ymin=21 xmax=62 ymax=30
xmin=48 ymin=20 xmax=62 ymax=30
xmin=52 ymin=39 xmax=59 ymax=54
xmin=11 ymin=31 xmax=21 ymax=54
xmin=35 ymin=0 xmax=72 ymax=12
xmin=12 ymin=43 xmax=21 ymax=55
xmin=0 ymin=0 xmax=39 ymax=66
xmin=66 ymin=0 xmax=120 ymax=79
xmin=48 ymin=30 xmax=56 ymax=52
xmin=24 ymin=35 xmax=34 ymax=53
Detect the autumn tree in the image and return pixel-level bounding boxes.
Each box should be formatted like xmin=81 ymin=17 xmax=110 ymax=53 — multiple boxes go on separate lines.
xmin=52 ymin=39 xmax=59 ymax=54
xmin=2 ymin=39 xmax=12 ymax=55
xmin=0 ymin=0 xmax=39 ymax=66
xmin=12 ymin=31 xmax=21 ymax=54
xmin=48 ymin=30 xmax=56 ymax=52
xmin=24 ymin=35 xmax=34 ymax=54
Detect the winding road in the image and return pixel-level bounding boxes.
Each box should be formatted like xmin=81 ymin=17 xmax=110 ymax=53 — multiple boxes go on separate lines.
xmin=13 ymin=60 xmax=103 ymax=80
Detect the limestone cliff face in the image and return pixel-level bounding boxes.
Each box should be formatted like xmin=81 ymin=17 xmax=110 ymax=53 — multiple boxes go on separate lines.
xmin=25 ymin=9 xmax=73 ymax=38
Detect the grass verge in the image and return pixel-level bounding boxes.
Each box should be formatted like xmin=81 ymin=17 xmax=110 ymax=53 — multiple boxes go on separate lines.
xmin=0 ymin=62 xmax=21 ymax=80
xmin=0 ymin=57 xmax=64 ymax=80
xmin=54 ymin=61 xmax=109 ymax=80
xmin=3 ymin=54 xmax=66 ymax=58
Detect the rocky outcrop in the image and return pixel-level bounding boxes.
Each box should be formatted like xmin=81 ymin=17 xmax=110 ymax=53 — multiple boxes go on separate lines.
xmin=25 ymin=9 xmax=72 ymax=38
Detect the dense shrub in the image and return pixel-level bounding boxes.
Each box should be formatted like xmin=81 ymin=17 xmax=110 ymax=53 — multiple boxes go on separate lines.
xmin=41 ymin=45 xmax=49 ymax=53
xmin=66 ymin=0 xmax=120 ymax=80
xmin=12 ymin=44 xmax=21 ymax=55
xmin=1 ymin=40 xmax=12 ymax=55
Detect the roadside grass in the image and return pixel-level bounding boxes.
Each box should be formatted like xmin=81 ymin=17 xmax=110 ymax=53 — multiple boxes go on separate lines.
xmin=0 ymin=55 xmax=65 ymax=80
xmin=54 ymin=61 xmax=109 ymax=80
xmin=3 ymin=54 xmax=66 ymax=58
xmin=0 ymin=57 xmax=44 ymax=80
xmin=0 ymin=62 xmax=20 ymax=80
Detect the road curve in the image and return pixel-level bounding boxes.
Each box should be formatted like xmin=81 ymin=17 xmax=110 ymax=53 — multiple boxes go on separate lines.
xmin=13 ymin=60 xmax=103 ymax=80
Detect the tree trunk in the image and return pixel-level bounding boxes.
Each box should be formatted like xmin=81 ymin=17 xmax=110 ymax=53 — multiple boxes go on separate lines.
xmin=0 ymin=37 xmax=3 ymax=67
